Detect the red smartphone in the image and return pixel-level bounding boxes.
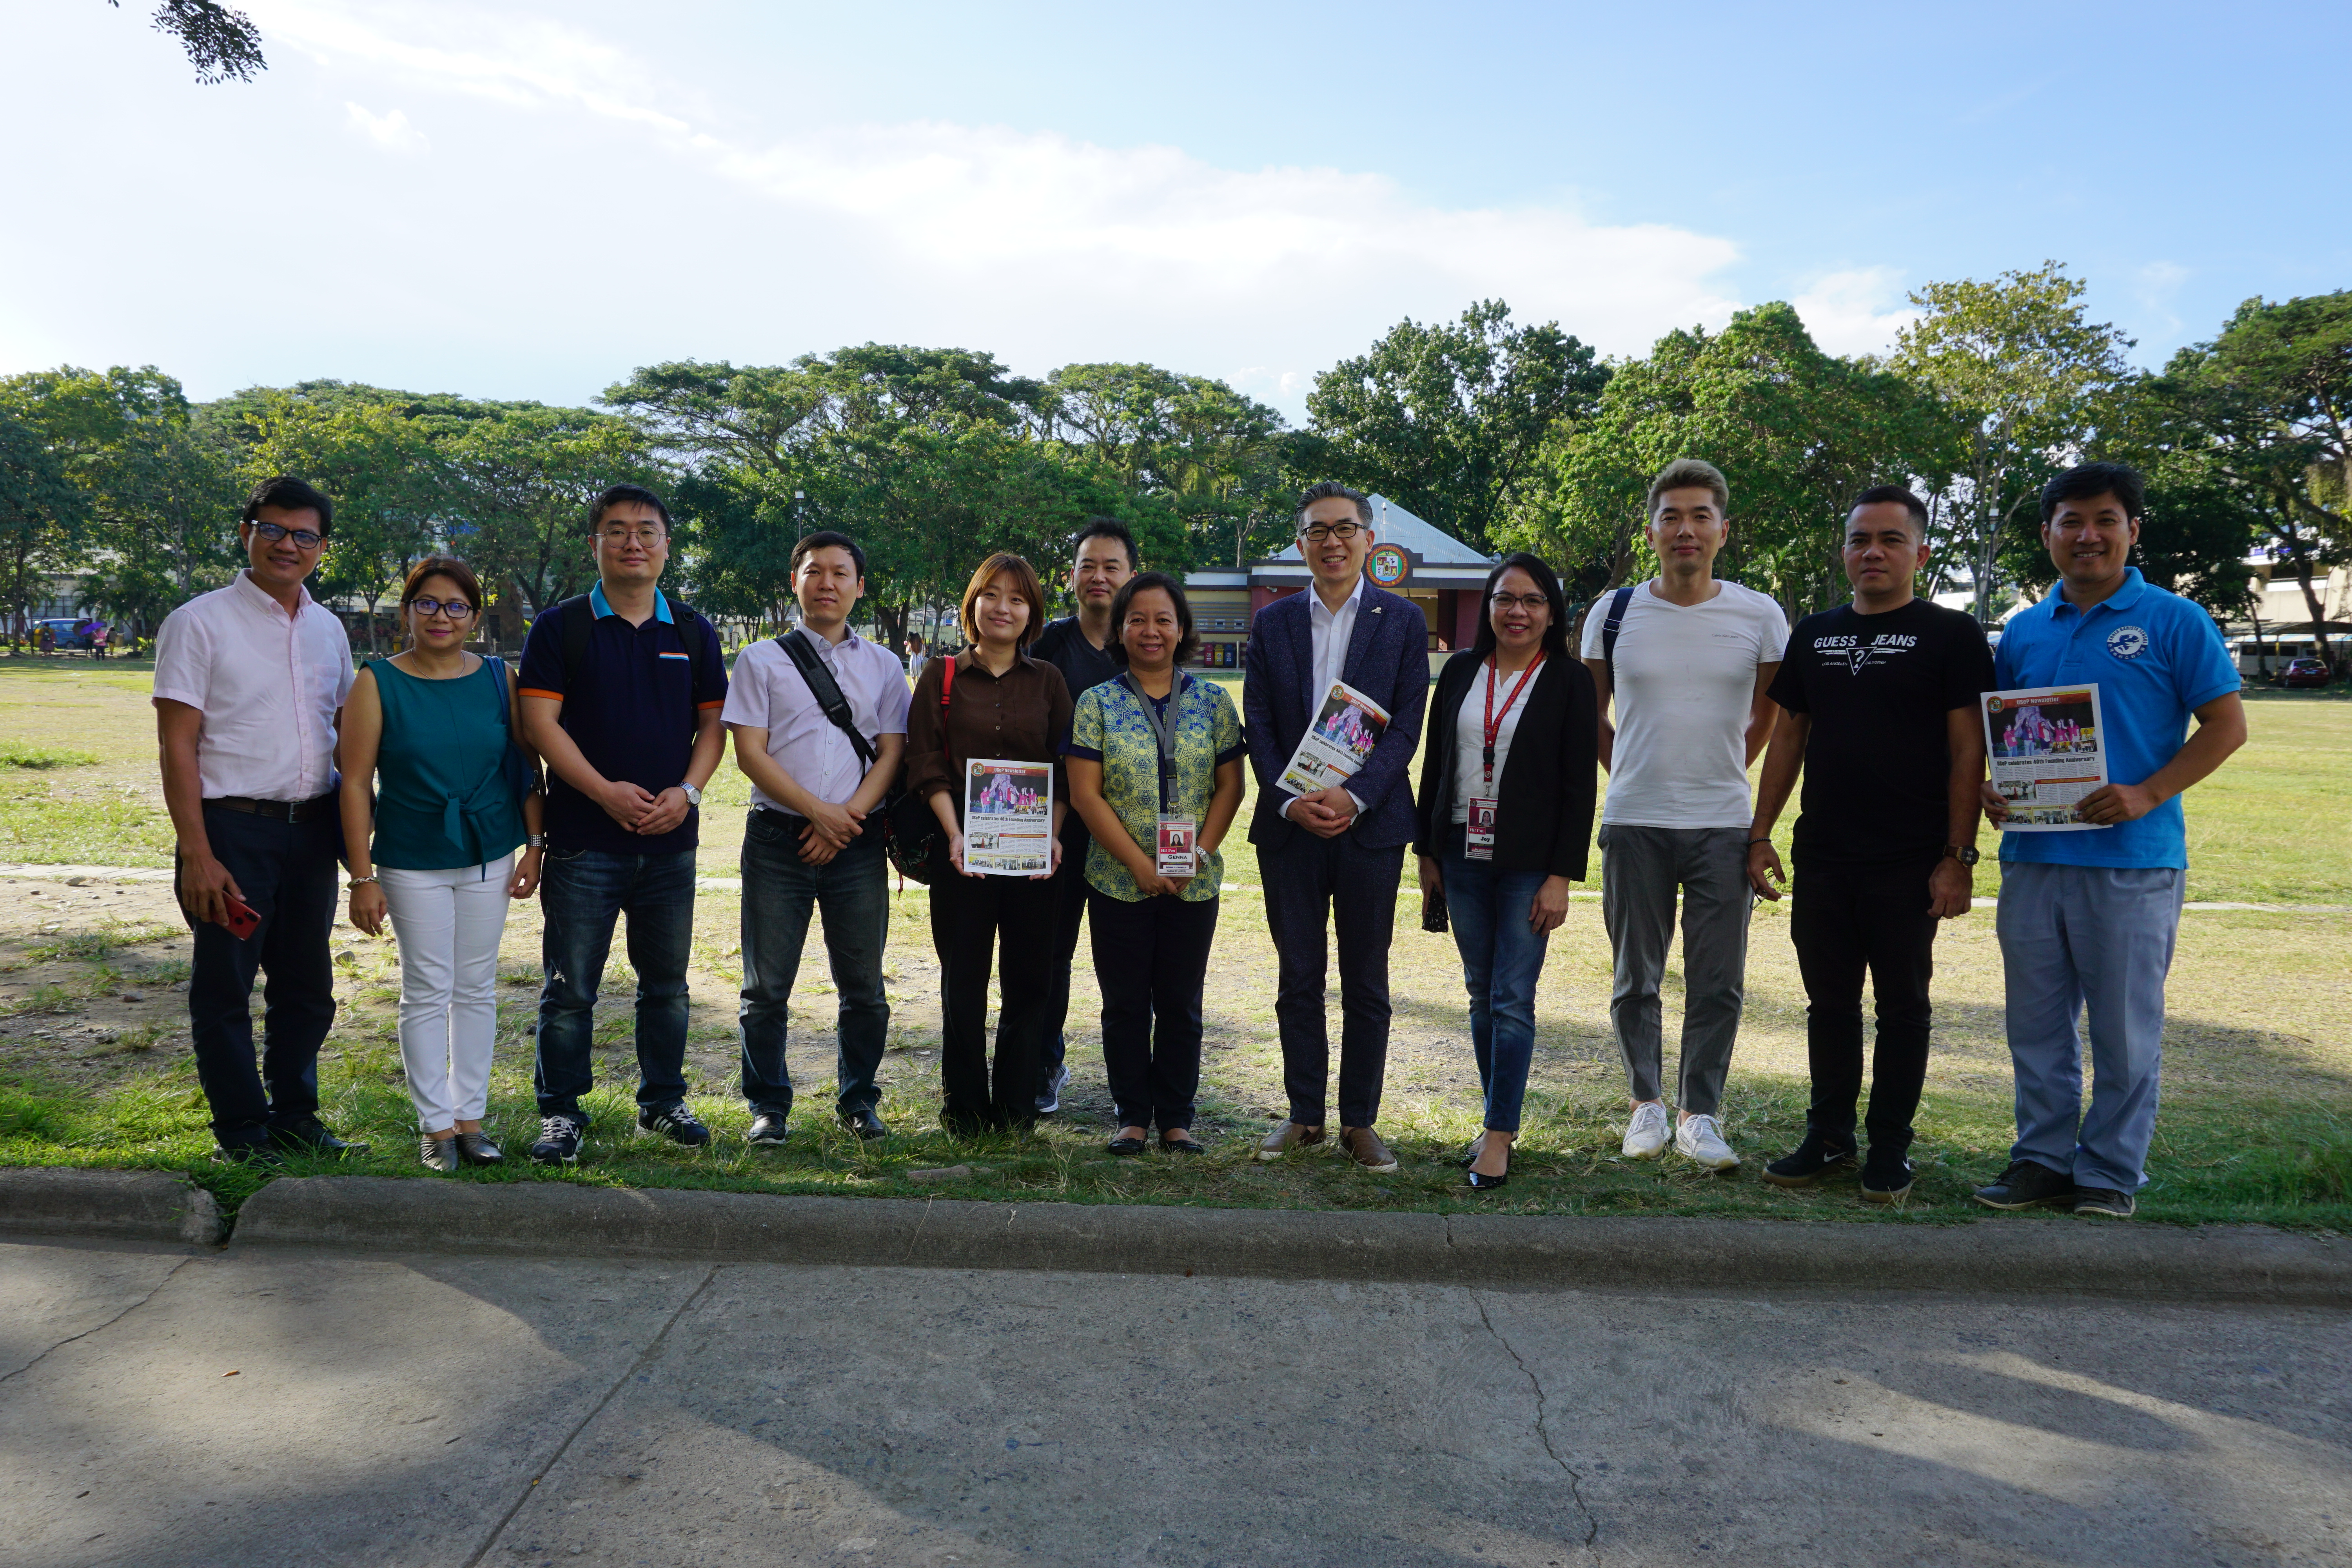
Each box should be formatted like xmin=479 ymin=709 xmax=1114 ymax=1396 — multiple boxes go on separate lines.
xmin=218 ymin=895 xmax=260 ymax=941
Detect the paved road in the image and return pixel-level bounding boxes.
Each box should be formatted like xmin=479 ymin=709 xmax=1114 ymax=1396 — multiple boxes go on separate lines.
xmin=3 ymin=1237 xmax=2347 ymax=1568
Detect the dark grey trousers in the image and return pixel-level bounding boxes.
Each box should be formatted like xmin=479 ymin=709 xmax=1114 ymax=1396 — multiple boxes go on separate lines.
xmin=1599 ymin=824 xmax=1752 ymax=1116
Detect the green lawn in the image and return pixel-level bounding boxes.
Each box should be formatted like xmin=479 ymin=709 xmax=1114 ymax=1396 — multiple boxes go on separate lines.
xmin=1 ymin=652 xmax=2347 ymax=1232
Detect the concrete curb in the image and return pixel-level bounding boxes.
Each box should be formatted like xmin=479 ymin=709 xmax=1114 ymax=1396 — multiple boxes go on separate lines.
xmin=0 ymin=1167 xmax=224 ymax=1245
xmin=230 ymin=1177 xmax=2352 ymax=1304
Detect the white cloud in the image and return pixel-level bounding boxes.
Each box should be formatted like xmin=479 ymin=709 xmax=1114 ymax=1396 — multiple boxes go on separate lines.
xmin=1789 ymin=267 xmax=1920 ymax=358
xmin=343 ymin=101 xmax=427 ymax=152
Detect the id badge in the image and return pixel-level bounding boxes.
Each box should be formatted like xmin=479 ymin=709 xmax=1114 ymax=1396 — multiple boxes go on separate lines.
xmin=1465 ymin=797 xmax=1499 ymax=861
xmin=1156 ymin=815 xmax=1198 ymax=876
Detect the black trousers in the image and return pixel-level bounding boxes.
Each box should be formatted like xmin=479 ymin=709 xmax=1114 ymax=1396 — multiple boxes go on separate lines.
xmin=1089 ymin=888 xmax=1218 ymax=1132
xmin=928 ymin=842 xmax=1059 ymax=1132
xmin=1789 ymin=851 xmax=1942 ymax=1153
xmin=1259 ymin=830 xmax=1403 ymax=1129
xmin=1038 ymin=826 xmax=1091 ymax=1093
xmin=176 ymin=804 xmax=341 ymax=1148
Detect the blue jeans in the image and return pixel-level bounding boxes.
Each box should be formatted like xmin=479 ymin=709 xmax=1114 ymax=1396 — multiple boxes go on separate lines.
xmin=534 ymin=846 xmax=696 ymax=1120
xmin=1997 ymin=861 xmax=2184 ymax=1192
xmin=737 ymin=810 xmax=889 ymax=1117
xmin=1439 ymin=827 xmax=1552 ymax=1133
xmin=178 ymin=804 xmax=341 ymax=1148
xmin=1441 ymin=827 xmax=1553 ymax=1133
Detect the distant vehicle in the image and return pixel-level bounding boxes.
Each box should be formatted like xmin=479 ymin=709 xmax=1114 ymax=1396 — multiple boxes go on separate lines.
xmin=31 ymin=618 xmax=94 ymax=650
xmin=2281 ymin=656 xmax=2330 ymax=690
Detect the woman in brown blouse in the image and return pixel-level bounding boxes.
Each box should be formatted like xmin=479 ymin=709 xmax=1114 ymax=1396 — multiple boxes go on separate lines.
xmin=905 ymin=552 xmax=1074 ymax=1133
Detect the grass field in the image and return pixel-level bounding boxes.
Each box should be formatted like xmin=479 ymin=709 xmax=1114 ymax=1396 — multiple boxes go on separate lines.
xmin=1 ymin=650 xmax=2346 ymax=1230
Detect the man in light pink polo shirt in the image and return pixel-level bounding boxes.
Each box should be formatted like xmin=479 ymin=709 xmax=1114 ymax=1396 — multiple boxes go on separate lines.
xmin=152 ymin=476 xmax=364 ymax=1163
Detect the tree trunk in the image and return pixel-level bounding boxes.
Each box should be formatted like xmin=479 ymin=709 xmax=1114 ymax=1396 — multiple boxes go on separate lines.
xmin=2294 ymin=561 xmax=2330 ymax=671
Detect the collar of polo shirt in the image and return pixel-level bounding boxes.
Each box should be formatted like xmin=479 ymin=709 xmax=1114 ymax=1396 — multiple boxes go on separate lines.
xmin=590 ymin=582 xmax=673 ymax=623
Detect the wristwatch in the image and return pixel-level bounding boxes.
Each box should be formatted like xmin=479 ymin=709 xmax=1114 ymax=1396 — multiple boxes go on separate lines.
xmin=524 ymin=834 xmax=547 ymax=849
xmin=681 ymin=783 xmax=703 ymax=807
xmin=1945 ymin=844 xmax=1980 ymax=866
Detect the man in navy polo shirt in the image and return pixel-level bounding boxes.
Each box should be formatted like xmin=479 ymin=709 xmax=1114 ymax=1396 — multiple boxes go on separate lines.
xmin=519 ymin=483 xmax=728 ymax=1164
xmin=1973 ymin=461 xmax=2244 ymax=1220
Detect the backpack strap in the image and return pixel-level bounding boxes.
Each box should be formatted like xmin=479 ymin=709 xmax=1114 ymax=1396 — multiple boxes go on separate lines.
xmin=778 ymin=630 xmax=879 ymax=771
xmin=1600 ymin=584 xmax=1637 ymax=687
xmin=557 ymin=594 xmax=594 ymax=694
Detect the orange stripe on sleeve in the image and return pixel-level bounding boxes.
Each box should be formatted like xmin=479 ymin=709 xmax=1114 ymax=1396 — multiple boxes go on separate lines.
xmin=518 ymin=688 xmax=565 ymax=701
xmin=696 ymin=699 xmax=726 ymax=710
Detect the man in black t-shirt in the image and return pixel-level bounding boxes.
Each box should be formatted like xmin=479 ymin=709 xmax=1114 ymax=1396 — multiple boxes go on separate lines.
xmin=1025 ymin=517 xmax=1136 ymax=1112
xmin=1746 ymin=485 xmax=1993 ymax=1201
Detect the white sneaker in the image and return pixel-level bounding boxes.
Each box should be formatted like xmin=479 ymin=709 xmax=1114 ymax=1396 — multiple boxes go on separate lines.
xmin=1621 ymin=1102 xmax=1670 ymax=1159
xmin=1676 ymin=1113 xmax=1740 ymax=1171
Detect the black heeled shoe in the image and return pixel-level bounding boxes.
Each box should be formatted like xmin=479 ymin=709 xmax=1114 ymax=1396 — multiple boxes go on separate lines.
xmin=1458 ymin=1136 xmax=1486 ymax=1169
xmin=1466 ymin=1165 xmax=1510 ymax=1192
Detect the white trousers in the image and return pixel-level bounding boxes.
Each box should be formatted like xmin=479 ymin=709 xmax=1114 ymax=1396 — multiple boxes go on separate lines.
xmin=380 ymin=855 xmax=515 ymax=1132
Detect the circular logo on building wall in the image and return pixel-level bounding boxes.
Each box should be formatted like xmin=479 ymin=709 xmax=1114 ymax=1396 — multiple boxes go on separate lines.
xmin=1366 ymin=544 xmax=1410 ymax=587
xmin=2106 ymin=625 xmax=2150 ymax=661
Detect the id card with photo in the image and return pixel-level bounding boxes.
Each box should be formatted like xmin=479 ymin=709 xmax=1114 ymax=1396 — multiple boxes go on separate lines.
xmin=1465 ymin=797 xmax=1499 ymax=860
xmin=1156 ymin=815 xmax=1197 ymax=876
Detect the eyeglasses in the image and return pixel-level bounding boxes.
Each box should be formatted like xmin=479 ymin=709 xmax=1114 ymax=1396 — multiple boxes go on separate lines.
xmin=1489 ymin=593 xmax=1550 ymax=612
xmin=1297 ymin=522 xmax=1363 ymax=544
xmin=408 ymin=597 xmax=476 ymax=621
xmin=250 ymin=521 xmax=323 ymax=551
xmin=598 ymin=526 xmax=665 ymax=546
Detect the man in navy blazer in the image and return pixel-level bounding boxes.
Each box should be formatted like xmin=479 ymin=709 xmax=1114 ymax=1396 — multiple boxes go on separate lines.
xmin=1243 ymin=482 xmax=1430 ymax=1172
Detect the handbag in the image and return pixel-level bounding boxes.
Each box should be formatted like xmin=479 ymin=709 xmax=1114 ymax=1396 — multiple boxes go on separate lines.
xmin=489 ymin=657 xmax=543 ymax=812
xmin=884 ymin=655 xmax=958 ymax=885
xmin=777 ymin=630 xmax=940 ymax=884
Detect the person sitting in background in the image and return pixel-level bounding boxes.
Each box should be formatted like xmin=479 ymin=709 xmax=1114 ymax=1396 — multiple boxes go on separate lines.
xmin=1414 ymin=553 xmax=1597 ymax=1191
xmin=152 ymin=475 xmax=363 ymax=1163
xmin=1064 ymin=572 xmax=1245 ymax=1156
xmin=338 ymin=556 xmax=544 ymax=1173
xmin=904 ymin=553 xmax=1072 ymax=1135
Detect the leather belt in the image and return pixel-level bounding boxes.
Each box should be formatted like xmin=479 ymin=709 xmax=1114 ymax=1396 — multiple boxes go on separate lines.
xmin=205 ymin=793 xmax=337 ymax=823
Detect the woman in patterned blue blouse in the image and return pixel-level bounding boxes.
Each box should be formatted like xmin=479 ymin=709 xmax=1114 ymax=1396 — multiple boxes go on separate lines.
xmin=1063 ymin=572 xmax=1247 ymax=1156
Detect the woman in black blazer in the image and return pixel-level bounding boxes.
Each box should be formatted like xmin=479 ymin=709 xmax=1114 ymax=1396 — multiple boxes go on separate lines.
xmin=1415 ymin=552 xmax=1599 ymax=1191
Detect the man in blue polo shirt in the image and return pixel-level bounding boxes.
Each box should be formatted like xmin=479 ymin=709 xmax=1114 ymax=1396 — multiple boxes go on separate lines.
xmin=1973 ymin=461 xmax=2244 ymax=1220
xmin=519 ymin=483 xmax=728 ymax=1164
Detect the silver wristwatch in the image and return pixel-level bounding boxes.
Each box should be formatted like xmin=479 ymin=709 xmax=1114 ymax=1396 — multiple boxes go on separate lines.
xmin=681 ymin=783 xmax=703 ymax=807
xmin=525 ymin=834 xmax=547 ymax=849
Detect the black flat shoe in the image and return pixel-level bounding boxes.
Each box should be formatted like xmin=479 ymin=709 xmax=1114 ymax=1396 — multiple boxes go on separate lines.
xmin=419 ymin=1135 xmax=460 ymax=1173
xmin=454 ymin=1131 xmax=503 ymax=1166
xmin=1107 ymin=1135 xmax=1147 ymax=1156
xmin=1466 ymin=1167 xmax=1509 ymax=1192
xmin=1160 ymin=1134 xmax=1206 ymax=1156
xmin=838 ymin=1107 xmax=890 ymax=1141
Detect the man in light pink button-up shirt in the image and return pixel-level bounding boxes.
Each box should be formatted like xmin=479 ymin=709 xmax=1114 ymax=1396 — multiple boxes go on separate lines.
xmin=152 ymin=477 xmax=362 ymax=1163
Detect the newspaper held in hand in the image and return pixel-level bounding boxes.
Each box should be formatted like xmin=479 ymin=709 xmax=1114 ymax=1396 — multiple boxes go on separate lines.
xmin=1278 ymin=681 xmax=1391 ymax=799
xmin=1983 ymin=684 xmax=2109 ymax=831
xmin=962 ymin=759 xmax=1054 ymax=874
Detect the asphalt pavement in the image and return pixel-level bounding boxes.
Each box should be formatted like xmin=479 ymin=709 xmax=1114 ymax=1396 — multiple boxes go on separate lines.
xmin=4 ymin=1234 xmax=2347 ymax=1568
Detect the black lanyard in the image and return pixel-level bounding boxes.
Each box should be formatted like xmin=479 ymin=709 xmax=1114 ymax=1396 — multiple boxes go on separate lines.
xmin=1121 ymin=671 xmax=1189 ymax=814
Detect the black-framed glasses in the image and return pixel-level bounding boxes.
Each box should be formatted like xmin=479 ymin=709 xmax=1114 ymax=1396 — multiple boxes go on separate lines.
xmin=250 ymin=521 xmax=323 ymax=550
xmin=597 ymin=525 xmax=665 ymax=546
xmin=1489 ymin=593 xmax=1550 ymax=612
xmin=408 ymin=597 xmax=476 ymax=621
xmin=1298 ymin=522 xmax=1363 ymax=544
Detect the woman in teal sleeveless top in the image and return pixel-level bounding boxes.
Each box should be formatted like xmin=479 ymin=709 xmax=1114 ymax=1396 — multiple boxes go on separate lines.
xmin=336 ymin=557 xmax=544 ymax=1174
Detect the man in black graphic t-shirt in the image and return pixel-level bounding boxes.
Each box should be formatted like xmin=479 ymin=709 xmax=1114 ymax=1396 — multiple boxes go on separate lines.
xmin=1746 ymin=485 xmax=1994 ymax=1202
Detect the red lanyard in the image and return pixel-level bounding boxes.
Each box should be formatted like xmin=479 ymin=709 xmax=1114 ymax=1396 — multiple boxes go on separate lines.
xmin=1481 ymin=653 xmax=1544 ymax=786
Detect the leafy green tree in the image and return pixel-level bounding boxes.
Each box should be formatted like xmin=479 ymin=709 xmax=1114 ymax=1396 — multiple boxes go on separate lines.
xmin=1303 ymin=299 xmax=1608 ymax=552
xmin=0 ymin=404 xmax=91 ymax=642
xmin=1891 ymin=262 xmax=2136 ymax=623
xmin=1501 ymin=303 xmax=1959 ymax=614
xmin=105 ymin=0 xmax=265 ymax=83
xmin=437 ymin=404 xmax=653 ymax=619
xmin=1039 ymin=363 xmax=1288 ymax=567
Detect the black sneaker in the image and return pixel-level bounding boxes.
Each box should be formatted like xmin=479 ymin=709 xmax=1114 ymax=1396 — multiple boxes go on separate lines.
xmin=838 ymin=1107 xmax=890 ymax=1141
xmin=1860 ymin=1150 xmax=1915 ymax=1205
xmin=638 ymin=1102 xmax=712 ymax=1147
xmin=1973 ymin=1158 xmax=2075 ymax=1210
xmin=1036 ymin=1063 xmax=1072 ymax=1116
xmin=2072 ymin=1187 xmax=2136 ymax=1218
xmin=747 ymin=1112 xmax=789 ymax=1147
xmin=271 ymin=1116 xmax=369 ymax=1158
xmin=530 ymin=1113 xmax=584 ymax=1165
xmin=1760 ymin=1132 xmax=1858 ymax=1189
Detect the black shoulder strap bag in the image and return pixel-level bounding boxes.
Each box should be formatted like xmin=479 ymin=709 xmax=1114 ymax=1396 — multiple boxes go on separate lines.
xmin=777 ymin=630 xmax=933 ymax=885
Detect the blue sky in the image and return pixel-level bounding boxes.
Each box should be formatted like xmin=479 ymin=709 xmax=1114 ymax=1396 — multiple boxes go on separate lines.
xmin=4 ymin=0 xmax=2341 ymax=420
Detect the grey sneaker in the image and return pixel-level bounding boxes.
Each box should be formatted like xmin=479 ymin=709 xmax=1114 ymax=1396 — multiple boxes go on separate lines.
xmin=1036 ymin=1063 xmax=1071 ymax=1115
xmin=2071 ymin=1187 xmax=2136 ymax=1218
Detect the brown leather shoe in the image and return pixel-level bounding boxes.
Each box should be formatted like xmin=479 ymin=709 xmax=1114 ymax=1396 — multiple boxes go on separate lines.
xmin=1255 ymin=1121 xmax=1325 ymax=1161
xmin=1339 ymin=1126 xmax=1399 ymax=1173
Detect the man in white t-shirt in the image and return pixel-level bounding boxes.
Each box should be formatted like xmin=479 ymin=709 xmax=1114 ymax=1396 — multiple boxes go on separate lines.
xmin=1580 ymin=459 xmax=1787 ymax=1171
xmin=723 ymin=530 xmax=912 ymax=1147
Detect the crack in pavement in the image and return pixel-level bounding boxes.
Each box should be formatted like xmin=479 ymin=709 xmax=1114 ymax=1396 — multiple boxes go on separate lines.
xmin=461 ymin=1263 xmax=722 ymax=1568
xmin=0 ymin=1254 xmax=195 ymax=1388
xmin=1474 ymin=1288 xmax=1600 ymax=1553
